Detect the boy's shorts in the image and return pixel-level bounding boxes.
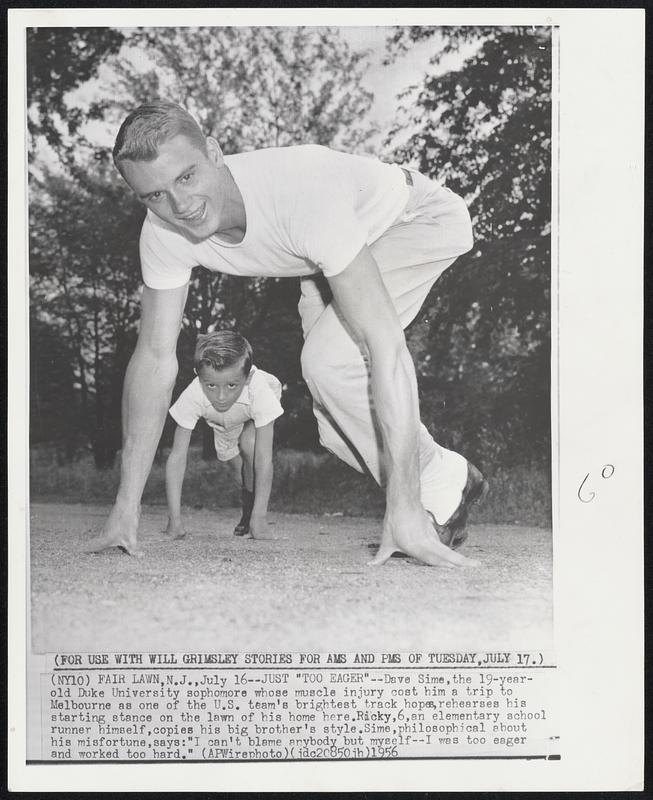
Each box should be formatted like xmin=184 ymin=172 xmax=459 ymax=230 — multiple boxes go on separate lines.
xmin=213 ymin=424 xmax=246 ymax=462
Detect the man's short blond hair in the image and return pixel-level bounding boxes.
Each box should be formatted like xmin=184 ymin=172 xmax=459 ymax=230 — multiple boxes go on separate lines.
xmin=113 ymin=100 xmax=207 ymax=170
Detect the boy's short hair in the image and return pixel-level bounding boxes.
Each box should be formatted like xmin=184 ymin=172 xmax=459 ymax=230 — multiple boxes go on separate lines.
xmin=194 ymin=331 xmax=253 ymax=376
xmin=113 ymin=100 xmax=207 ymax=170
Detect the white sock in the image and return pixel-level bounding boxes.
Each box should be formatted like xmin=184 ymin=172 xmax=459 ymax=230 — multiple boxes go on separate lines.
xmin=420 ymin=446 xmax=468 ymax=525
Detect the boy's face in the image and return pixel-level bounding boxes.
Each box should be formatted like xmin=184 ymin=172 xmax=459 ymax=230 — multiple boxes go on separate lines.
xmin=120 ymin=134 xmax=226 ymax=241
xmin=197 ymin=361 xmax=249 ymax=413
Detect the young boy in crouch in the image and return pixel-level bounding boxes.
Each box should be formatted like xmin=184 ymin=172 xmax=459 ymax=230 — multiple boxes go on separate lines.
xmin=165 ymin=331 xmax=283 ymax=540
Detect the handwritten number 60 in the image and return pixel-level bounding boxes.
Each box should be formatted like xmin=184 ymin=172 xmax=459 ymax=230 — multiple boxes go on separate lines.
xmin=578 ymin=464 xmax=615 ymax=503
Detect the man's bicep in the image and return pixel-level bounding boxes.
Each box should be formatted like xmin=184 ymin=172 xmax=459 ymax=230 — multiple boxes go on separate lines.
xmin=137 ymin=284 xmax=189 ymax=357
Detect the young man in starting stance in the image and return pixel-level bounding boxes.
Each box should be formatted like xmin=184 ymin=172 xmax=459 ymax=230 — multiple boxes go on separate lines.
xmin=88 ymin=100 xmax=487 ymax=566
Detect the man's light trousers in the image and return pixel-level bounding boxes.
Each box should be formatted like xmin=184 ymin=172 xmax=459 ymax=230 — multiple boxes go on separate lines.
xmin=299 ymin=169 xmax=475 ymax=525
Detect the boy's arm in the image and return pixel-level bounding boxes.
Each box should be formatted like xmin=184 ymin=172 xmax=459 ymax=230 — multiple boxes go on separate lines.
xmin=165 ymin=424 xmax=193 ymax=538
xmin=249 ymin=422 xmax=275 ymax=539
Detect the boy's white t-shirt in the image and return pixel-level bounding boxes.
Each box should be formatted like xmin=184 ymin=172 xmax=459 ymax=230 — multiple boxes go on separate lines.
xmin=169 ymin=367 xmax=283 ymax=433
xmin=140 ymin=144 xmax=410 ymax=289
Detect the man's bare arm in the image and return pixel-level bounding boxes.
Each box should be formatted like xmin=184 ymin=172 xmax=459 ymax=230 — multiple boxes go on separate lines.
xmin=327 ymin=245 xmax=473 ymax=567
xmin=85 ymin=283 xmax=188 ymax=554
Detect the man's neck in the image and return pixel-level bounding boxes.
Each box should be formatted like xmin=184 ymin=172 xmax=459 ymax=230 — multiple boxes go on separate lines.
xmin=214 ymin=165 xmax=246 ymax=244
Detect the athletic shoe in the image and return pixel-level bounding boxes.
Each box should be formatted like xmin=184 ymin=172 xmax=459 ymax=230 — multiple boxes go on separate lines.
xmin=428 ymin=461 xmax=488 ymax=548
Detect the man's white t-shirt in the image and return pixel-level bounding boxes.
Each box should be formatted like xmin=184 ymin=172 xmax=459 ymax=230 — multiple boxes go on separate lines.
xmin=140 ymin=144 xmax=410 ymax=290
xmin=169 ymin=367 xmax=283 ymax=433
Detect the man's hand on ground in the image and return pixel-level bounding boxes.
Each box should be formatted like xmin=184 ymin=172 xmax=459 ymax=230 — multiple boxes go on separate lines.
xmin=84 ymin=504 xmax=141 ymax=556
xmin=369 ymin=501 xmax=479 ymax=568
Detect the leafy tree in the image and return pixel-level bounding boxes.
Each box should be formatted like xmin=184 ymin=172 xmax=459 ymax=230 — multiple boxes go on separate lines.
xmin=387 ymin=26 xmax=552 ymax=469
xmin=29 ymin=168 xmax=143 ymax=467
xmin=27 ymin=27 xmax=124 ymax=157
xmin=106 ymin=26 xmax=375 ymax=153
xmin=29 ymin=26 xmax=376 ymax=460
xmin=30 ymin=313 xmax=80 ymax=462
xmin=105 ymin=26 xmax=377 ymax=458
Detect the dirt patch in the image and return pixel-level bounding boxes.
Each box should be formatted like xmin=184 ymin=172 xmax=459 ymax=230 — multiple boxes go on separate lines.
xmin=30 ymin=503 xmax=553 ymax=654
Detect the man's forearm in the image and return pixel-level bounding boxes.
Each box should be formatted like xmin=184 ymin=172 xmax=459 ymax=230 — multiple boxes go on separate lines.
xmin=326 ymin=245 xmax=424 ymax=513
xmin=369 ymin=341 xmax=422 ymax=507
xmin=116 ymin=348 xmax=178 ymax=509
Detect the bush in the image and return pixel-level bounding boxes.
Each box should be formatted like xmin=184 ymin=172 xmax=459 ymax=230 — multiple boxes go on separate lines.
xmin=30 ymin=445 xmax=551 ymax=527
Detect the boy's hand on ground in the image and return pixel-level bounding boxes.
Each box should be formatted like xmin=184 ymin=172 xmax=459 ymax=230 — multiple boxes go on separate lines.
xmin=84 ymin=503 xmax=141 ymax=556
xmin=164 ymin=518 xmax=187 ymax=540
xmin=247 ymin=516 xmax=282 ymax=541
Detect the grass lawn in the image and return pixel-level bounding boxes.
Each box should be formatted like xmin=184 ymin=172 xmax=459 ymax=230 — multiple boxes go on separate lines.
xmin=30 ymin=446 xmax=551 ymax=527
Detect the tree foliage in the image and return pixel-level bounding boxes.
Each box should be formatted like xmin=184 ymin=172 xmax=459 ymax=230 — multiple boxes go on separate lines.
xmin=28 ymin=26 xmax=376 ymax=463
xmin=108 ymin=27 xmax=375 ymax=154
xmin=29 ymin=167 xmax=143 ymax=466
xmin=27 ymin=27 xmax=124 ymax=156
xmin=28 ymin=25 xmax=552 ymax=473
xmin=388 ymin=26 xmax=551 ymax=468
xmin=108 ymin=26 xmax=377 ymax=457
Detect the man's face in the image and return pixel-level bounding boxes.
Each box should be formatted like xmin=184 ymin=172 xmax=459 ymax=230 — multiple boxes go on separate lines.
xmin=120 ymin=135 xmax=226 ymax=241
xmin=197 ymin=361 xmax=249 ymax=413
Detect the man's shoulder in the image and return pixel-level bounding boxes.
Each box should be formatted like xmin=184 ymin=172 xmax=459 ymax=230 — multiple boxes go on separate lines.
xmin=226 ymin=144 xmax=336 ymax=175
xmin=140 ymin=209 xmax=193 ymax=248
xmin=141 ymin=209 xmax=175 ymax=238
xmin=228 ymin=143 xmax=327 ymax=161
xmin=226 ymin=146 xmax=359 ymax=218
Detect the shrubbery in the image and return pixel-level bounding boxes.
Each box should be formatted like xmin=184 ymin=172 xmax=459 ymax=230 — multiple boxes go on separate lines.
xmin=30 ymin=445 xmax=551 ymax=527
